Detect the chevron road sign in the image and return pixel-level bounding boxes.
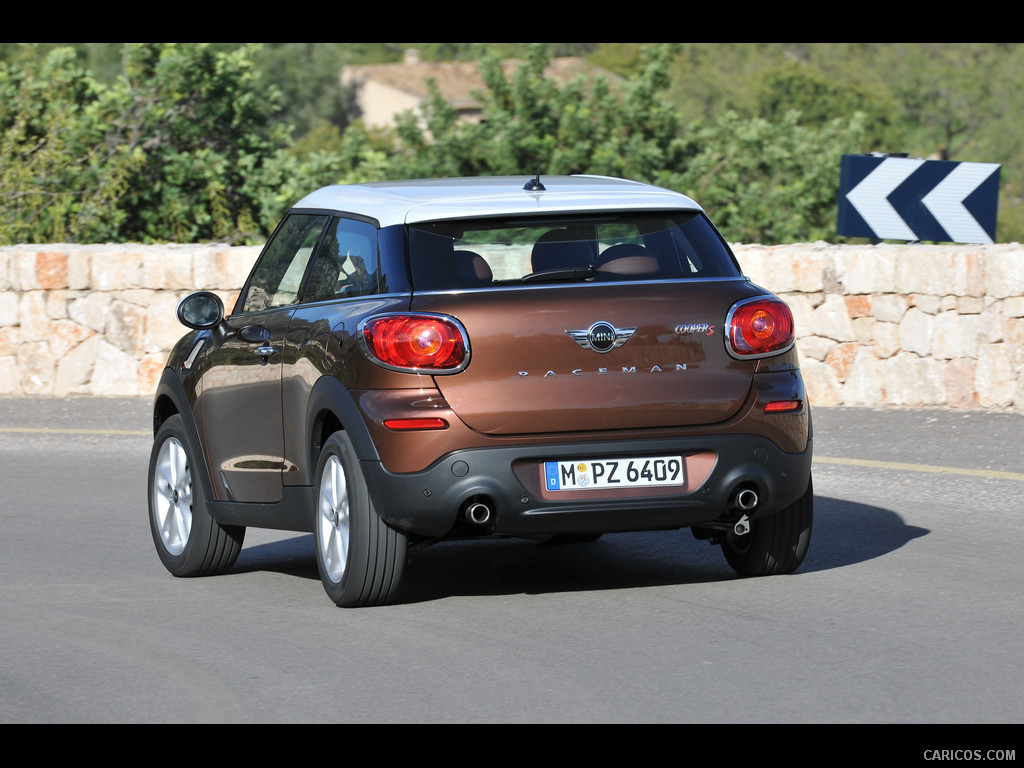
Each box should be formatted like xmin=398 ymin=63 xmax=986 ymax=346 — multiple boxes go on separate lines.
xmin=837 ymin=154 xmax=1001 ymax=244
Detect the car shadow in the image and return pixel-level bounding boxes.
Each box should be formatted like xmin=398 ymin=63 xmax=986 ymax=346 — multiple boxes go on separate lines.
xmin=229 ymin=495 xmax=928 ymax=604
xmin=232 ymin=533 xmax=319 ymax=580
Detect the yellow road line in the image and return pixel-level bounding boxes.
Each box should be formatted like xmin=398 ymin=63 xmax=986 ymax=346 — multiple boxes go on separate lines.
xmin=815 ymin=455 xmax=1024 ymax=483
xmin=2 ymin=428 xmax=1023 ymax=482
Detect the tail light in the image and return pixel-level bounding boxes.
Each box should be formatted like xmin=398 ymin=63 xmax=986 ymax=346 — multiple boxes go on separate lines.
xmin=726 ymin=296 xmax=795 ymax=358
xmin=359 ymin=313 xmax=470 ymax=373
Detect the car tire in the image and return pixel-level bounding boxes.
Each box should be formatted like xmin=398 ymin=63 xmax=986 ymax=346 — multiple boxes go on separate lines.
xmin=314 ymin=430 xmax=407 ymax=607
xmin=148 ymin=414 xmax=244 ymax=576
xmin=721 ymin=476 xmax=813 ymax=576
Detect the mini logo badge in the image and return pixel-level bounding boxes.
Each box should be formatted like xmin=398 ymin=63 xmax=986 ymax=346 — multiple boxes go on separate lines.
xmin=566 ymin=322 xmax=637 ymax=353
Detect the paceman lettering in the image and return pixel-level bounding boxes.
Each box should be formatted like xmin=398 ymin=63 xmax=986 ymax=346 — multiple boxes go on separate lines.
xmin=518 ymin=364 xmax=688 ymax=378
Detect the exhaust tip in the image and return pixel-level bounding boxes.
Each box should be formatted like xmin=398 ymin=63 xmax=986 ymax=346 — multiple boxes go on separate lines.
xmin=464 ymin=500 xmax=492 ymax=525
xmin=733 ymin=487 xmax=758 ymax=511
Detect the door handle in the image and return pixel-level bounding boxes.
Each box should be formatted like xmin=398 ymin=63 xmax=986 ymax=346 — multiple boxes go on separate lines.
xmin=255 ymin=345 xmax=277 ymax=357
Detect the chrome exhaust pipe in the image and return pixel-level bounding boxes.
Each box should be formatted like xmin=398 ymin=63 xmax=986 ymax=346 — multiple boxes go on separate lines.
xmin=729 ymin=487 xmax=757 ymax=535
xmin=733 ymin=487 xmax=758 ymax=511
xmin=464 ymin=501 xmax=492 ymax=525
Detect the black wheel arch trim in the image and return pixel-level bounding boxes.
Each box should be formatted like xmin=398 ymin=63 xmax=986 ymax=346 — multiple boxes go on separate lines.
xmin=305 ymin=374 xmax=381 ymax=466
xmin=151 ymin=368 xmax=374 ymax=535
xmin=152 ymin=366 xmax=218 ymax=510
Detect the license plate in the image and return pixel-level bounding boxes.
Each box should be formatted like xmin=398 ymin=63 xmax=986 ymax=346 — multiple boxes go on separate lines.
xmin=544 ymin=456 xmax=685 ymax=491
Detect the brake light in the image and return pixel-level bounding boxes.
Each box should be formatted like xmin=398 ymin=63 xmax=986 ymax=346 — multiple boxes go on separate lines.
xmin=360 ymin=314 xmax=469 ymax=372
xmin=726 ymin=296 xmax=795 ymax=358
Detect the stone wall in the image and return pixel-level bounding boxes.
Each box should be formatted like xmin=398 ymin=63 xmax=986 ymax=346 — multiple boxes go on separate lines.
xmin=738 ymin=242 xmax=1024 ymax=411
xmin=0 ymin=244 xmax=260 ymax=398
xmin=1 ymin=241 xmax=1022 ymax=411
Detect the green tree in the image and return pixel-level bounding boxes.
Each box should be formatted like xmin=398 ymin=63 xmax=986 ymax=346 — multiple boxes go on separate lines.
xmin=244 ymin=122 xmax=393 ymax=229
xmin=253 ymin=43 xmax=367 ymax=138
xmin=4 ymin=43 xmax=1022 ymax=245
xmin=754 ymin=61 xmax=902 ymax=152
xmin=864 ymin=43 xmax=1009 ymax=160
xmin=342 ymin=43 xmax=872 ymax=244
xmin=0 ymin=47 xmax=138 ymax=243
xmin=663 ymin=43 xmax=786 ymax=122
xmin=384 ymin=43 xmax=688 ymax=185
xmin=398 ymin=43 xmax=598 ymax=62
xmin=113 ymin=43 xmax=291 ymax=243
xmin=675 ymin=110 xmax=871 ymax=244
xmin=0 ymin=43 xmax=299 ymax=245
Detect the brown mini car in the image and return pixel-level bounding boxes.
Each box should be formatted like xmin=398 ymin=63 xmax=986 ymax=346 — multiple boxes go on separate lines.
xmin=148 ymin=175 xmax=813 ymax=606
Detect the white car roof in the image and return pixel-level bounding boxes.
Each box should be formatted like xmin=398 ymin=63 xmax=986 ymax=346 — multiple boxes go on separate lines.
xmin=291 ymin=175 xmax=703 ymax=227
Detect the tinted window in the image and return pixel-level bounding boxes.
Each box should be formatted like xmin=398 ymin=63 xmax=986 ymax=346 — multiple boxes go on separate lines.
xmin=302 ymin=217 xmax=381 ymax=303
xmin=241 ymin=214 xmax=329 ymax=313
xmin=408 ymin=212 xmax=740 ymax=291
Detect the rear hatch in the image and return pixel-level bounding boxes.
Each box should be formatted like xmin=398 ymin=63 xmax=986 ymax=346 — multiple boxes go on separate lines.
xmin=404 ymin=209 xmax=765 ymax=435
xmin=411 ymin=280 xmax=763 ymax=435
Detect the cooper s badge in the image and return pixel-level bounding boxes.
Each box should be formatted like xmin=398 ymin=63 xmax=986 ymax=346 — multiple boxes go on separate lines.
xmin=675 ymin=322 xmax=715 ymax=336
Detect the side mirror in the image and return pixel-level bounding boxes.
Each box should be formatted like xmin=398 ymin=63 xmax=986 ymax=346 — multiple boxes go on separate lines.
xmin=176 ymin=291 xmax=225 ymax=330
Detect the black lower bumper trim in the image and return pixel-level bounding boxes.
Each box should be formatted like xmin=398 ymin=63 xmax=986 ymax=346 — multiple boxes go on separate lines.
xmin=363 ymin=434 xmax=813 ymax=538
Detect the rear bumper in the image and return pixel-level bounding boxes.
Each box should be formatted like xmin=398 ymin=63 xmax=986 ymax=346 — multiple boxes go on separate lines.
xmin=362 ymin=432 xmax=813 ymax=538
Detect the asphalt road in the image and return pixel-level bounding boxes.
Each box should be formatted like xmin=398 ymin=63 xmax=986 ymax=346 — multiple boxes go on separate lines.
xmin=1 ymin=397 xmax=1022 ymax=728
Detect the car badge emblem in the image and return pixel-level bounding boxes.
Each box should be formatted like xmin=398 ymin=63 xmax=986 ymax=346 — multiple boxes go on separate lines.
xmin=675 ymin=322 xmax=715 ymax=336
xmin=566 ymin=322 xmax=637 ymax=353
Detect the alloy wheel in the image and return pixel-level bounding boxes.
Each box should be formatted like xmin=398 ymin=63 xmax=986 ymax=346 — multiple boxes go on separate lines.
xmin=317 ymin=454 xmax=350 ymax=583
xmin=152 ymin=436 xmax=193 ymax=556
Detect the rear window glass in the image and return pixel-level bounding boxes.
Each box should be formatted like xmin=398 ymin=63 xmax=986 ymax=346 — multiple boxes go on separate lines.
xmin=408 ymin=212 xmax=740 ymax=291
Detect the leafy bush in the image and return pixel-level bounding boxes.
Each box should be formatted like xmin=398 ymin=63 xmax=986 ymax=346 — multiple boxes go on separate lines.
xmin=1 ymin=44 xmax=293 ymax=245
xmin=2 ymin=43 xmax=1012 ymax=245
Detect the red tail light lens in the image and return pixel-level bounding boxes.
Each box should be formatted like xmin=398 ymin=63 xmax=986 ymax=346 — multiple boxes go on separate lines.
xmin=726 ymin=296 xmax=795 ymax=358
xmin=360 ymin=314 xmax=469 ymax=372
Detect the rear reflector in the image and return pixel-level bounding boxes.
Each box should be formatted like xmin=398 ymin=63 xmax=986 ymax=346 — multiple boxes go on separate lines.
xmin=764 ymin=400 xmax=802 ymax=413
xmin=383 ymin=418 xmax=449 ymax=431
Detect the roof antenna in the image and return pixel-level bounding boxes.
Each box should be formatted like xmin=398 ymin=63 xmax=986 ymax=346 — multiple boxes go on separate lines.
xmin=523 ymin=159 xmax=545 ymax=191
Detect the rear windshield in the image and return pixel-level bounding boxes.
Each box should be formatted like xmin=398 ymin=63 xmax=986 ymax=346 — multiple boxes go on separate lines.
xmin=407 ymin=211 xmax=741 ymax=291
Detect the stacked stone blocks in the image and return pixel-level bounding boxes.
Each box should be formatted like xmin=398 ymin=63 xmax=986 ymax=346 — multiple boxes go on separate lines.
xmin=0 ymin=244 xmax=260 ymax=397
xmin=738 ymin=242 xmax=1024 ymax=410
xmin=1 ymin=241 xmax=1021 ymax=411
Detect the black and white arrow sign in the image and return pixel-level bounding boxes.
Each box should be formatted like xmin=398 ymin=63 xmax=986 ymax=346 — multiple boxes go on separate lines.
xmin=837 ymin=154 xmax=1000 ymax=243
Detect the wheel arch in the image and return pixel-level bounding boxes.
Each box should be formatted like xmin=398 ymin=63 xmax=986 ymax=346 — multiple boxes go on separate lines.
xmin=152 ymin=367 xmax=216 ymax=506
xmin=305 ymin=374 xmax=380 ymax=475
xmin=153 ymin=389 xmax=179 ymax=435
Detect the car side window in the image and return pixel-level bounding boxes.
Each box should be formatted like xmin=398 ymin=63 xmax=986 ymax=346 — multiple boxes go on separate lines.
xmin=302 ymin=217 xmax=380 ymax=302
xmin=241 ymin=214 xmax=330 ymax=313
